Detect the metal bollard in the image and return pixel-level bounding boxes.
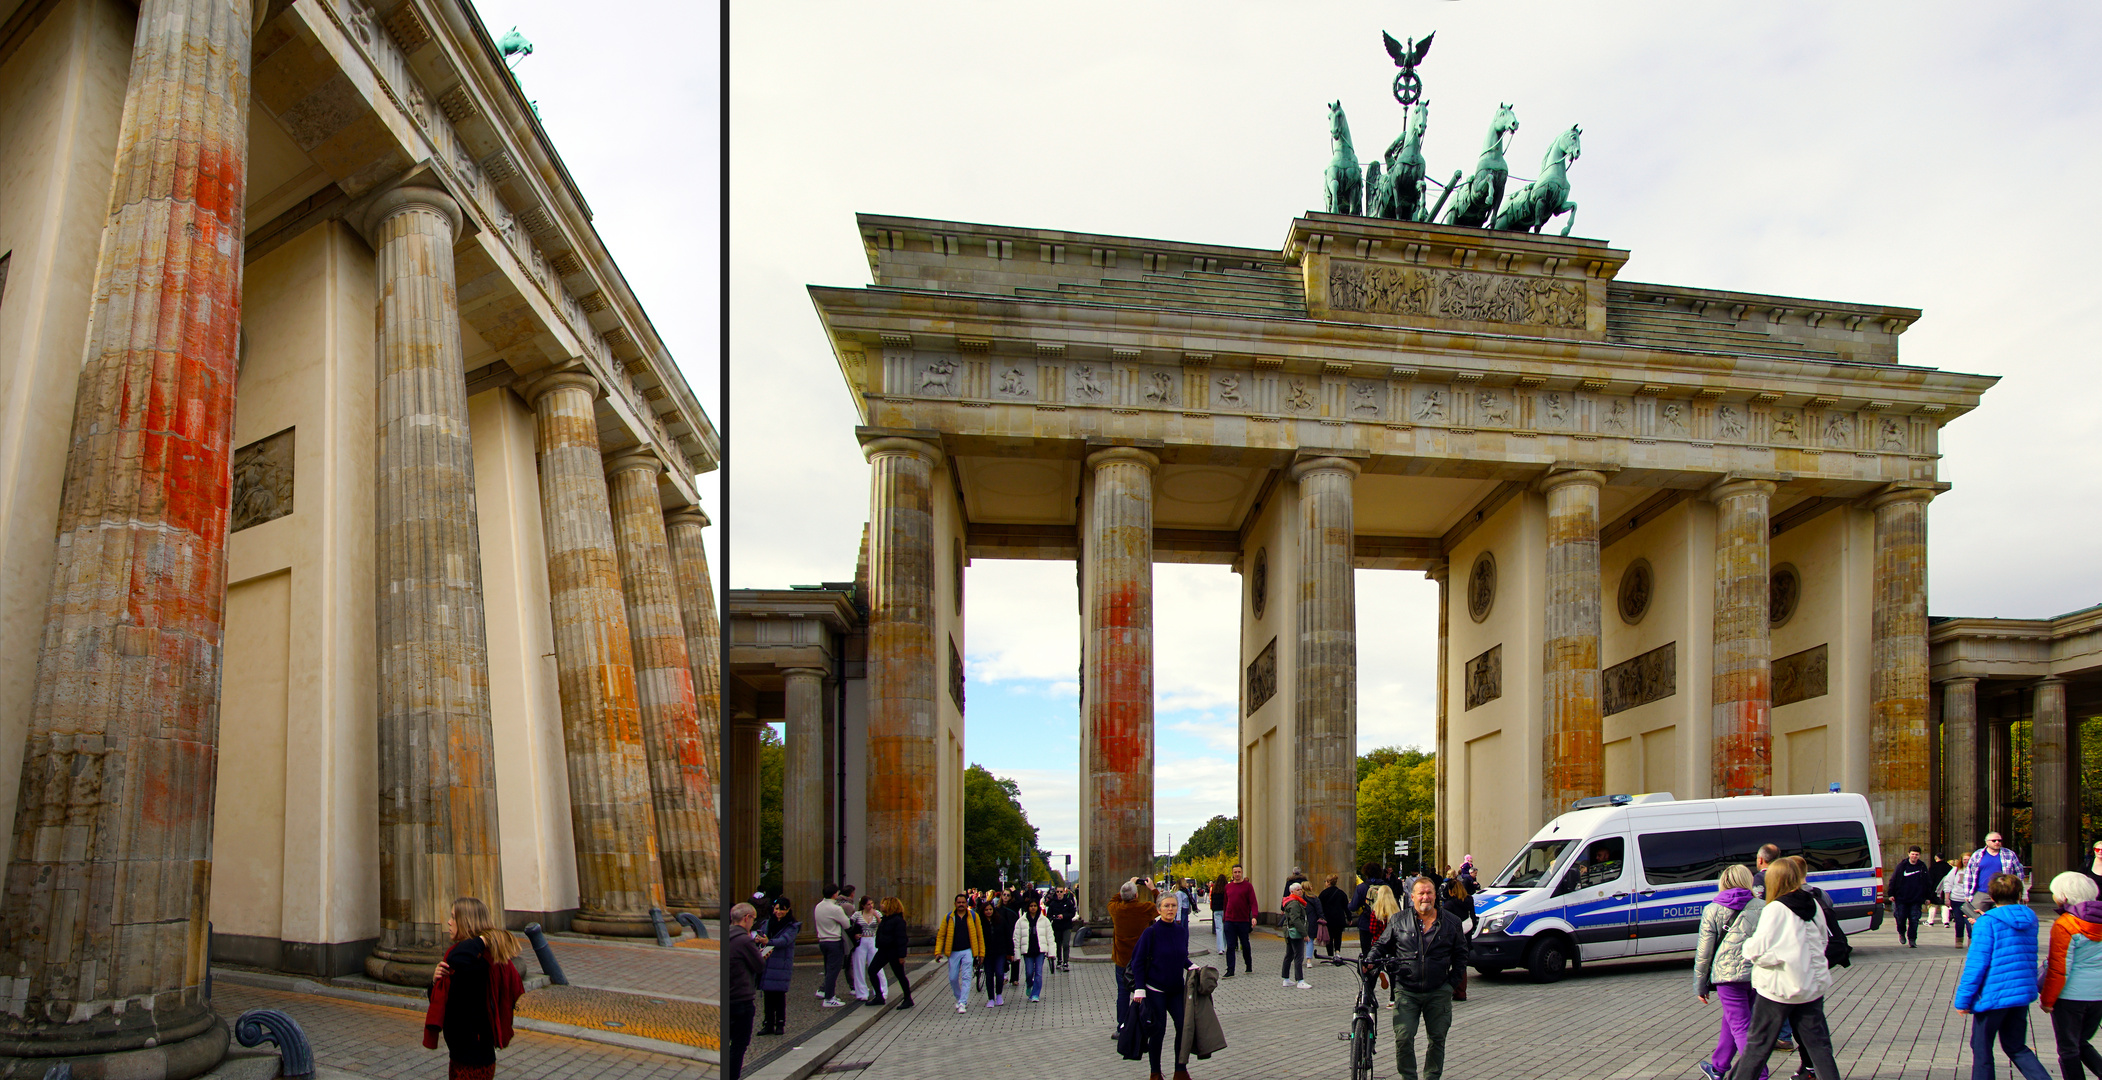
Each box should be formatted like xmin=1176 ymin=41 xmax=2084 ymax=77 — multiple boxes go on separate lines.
xmin=523 ymin=922 xmax=568 ymax=985
xmin=674 ymin=911 xmax=709 ymax=939
xmin=650 ymin=907 xmax=674 ymax=947
xmin=233 ymin=1007 xmax=315 ymax=1078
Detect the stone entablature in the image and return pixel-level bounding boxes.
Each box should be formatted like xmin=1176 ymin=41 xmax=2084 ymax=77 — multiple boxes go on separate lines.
xmin=255 ymin=0 xmax=716 ymax=488
xmin=1930 ymin=605 xmax=2102 ymax=681
xmin=817 ymin=218 xmax=1989 ymax=494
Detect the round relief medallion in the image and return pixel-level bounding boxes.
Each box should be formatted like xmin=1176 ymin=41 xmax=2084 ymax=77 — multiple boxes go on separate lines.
xmin=1770 ymin=563 xmax=1802 ymax=628
xmin=1618 ymin=558 xmax=1654 ymax=626
xmin=1251 ymin=547 xmax=1269 ymax=620
xmin=1467 ymin=551 xmax=1496 ymax=623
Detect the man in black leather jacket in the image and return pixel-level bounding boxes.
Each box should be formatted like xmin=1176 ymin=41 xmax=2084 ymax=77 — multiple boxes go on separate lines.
xmin=1047 ymin=887 xmax=1078 ymax=971
xmin=1370 ymin=877 xmax=1469 ymax=1080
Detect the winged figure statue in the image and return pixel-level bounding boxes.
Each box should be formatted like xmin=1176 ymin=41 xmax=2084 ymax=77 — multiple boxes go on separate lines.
xmin=1383 ymin=31 xmax=1434 ymax=104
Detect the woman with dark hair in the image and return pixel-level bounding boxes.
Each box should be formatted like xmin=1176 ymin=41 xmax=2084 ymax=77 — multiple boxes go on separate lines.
xmin=1211 ymin=873 xmax=1231 ymax=958
xmin=756 ymin=898 xmax=800 ymax=1037
xmin=865 ymin=898 xmax=913 ymax=1009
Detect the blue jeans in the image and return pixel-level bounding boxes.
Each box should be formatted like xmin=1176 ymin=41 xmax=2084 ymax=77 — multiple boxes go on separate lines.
xmin=946 ymin=951 xmax=975 ymax=1005
xmin=1971 ymin=1005 xmax=2053 ymax=1080
xmin=1025 ymin=954 xmax=1045 ymax=998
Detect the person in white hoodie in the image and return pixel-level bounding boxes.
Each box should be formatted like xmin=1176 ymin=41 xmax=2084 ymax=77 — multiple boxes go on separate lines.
xmin=1012 ymin=897 xmax=1058 ymax=1003
xmin=1724 ymin=857 xmax=1844 ymax=1080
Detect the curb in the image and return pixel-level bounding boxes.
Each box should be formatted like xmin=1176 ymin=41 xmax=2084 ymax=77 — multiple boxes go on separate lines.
xmin=743 ymin=960 xmax=947 ymax=1080
xmin=210 ymin=967 xmax=719 ymax=1065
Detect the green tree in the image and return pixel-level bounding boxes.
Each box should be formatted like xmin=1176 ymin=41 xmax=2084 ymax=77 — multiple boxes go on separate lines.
xmin=1357 ymin=744 xmax=1431 ymax=785
xmin=1356 ymin=746 xmax=1436 ymax=873
xmin=964 ymin=765 xmax=1050 ymax=889
xmin=1173 ymin=815 xmax=1239 ymax=863
xmin=758 ymin=724 xmax=784 ymax=897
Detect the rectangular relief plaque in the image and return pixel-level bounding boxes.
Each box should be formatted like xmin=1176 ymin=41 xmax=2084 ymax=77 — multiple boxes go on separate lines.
xmin=231 ymin=427 xmax=295 ymax=532
xmin=1773 ymin=644 xmax=1829 ymax=707
xmin=1464 ymin=644 xmax=1502 ymax=711
xmin=949 ymin=634 xmax=966 ymax=712
xmin=1246 ymin=637 xmax=1277 ymax=715
xmin=1603 ymin=641 xmax=1677 ymax=717
xmin=1328 ymin=261 xmax=1587 ymax=330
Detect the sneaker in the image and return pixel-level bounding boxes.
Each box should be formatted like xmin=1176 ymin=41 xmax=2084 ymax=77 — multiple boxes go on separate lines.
xmin=957 ymin=1001 xmax=968 ymax=1013
xmin=1223 ymin=971 xmax=1234 ymax=978
xmin=1775 ymin=1039 xmax=1795 ymax=1053
xmin=985 ymin=999 xmax=997 ymax=1008
xmin=1699 ymin=1062 xmax=1723 ymax=1080
xmin=821 ymin=998 xmax=846 ymax=1008
xmin=1297 ymin=981 xmax=1312 ymax=989
xmin=1282 ymin=979 xmax=1293 ymax=987
xmin=815 ymin=989 xmax=827 ymax=999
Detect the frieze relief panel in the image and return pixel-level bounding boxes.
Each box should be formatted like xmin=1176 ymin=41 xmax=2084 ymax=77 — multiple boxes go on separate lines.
xmin=1247 ymin=638 xmax=1278 ymax=715
xmin=1327 ymin=260 xmax=1587 ymax=330
xmin=231 ymin=428 xmax=296 ymax=532
xmin=1773 ymin=644 xmax=1829 ymax=707
xmin=1464 ymin=644 xmax=1502 ymax=710
xmin=1347 ymin=379 xmax=1384 ymax=421
xmin=1602 ymin=641 xmax=1677 ymax=717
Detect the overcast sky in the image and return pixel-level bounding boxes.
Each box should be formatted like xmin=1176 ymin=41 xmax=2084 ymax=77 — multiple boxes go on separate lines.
xmin=469 ymin=0 xmax=721 ymax=573
xmin=730 ymin=3 xmax=2102 ymax=860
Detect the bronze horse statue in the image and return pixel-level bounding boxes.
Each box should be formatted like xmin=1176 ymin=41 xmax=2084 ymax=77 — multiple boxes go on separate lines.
xmin=1494 ymin=124 xmax=1582 ymax=236
xmin=1324 ymin=101 xmax=1362 ymax=216
xmin=1441 ymin=102 xmax=1518 ymax=228
xmin=1366 ymin=100 xmax=1434 ymax=221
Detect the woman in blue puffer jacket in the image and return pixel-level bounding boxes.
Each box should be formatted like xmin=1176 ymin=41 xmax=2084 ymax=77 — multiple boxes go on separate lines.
xmin=1952 ymin=872 xmax=2052 ymax=1080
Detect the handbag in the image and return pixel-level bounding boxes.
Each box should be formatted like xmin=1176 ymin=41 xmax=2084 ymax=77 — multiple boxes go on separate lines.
xmin=1315 ymin=918 xmax=1330 ymax=947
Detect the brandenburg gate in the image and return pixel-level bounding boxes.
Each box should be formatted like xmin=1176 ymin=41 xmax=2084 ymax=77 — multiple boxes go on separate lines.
xmin=810 ymin=211 xmax=1993 ymax=928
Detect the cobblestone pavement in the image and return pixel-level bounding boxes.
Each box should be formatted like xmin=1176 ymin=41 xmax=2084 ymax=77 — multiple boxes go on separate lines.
xmin=819 ymin=914 xmax=2028 ymax=1080
xmin=211 ymin=982 xmax=714 ymax=1079
xmin=744 ymin=948 xmax=927 ymax=1072
xmin=531 ymin=933 xmax=718 ymax=1002
xmin=517 ymin=984 xmax=718 ymax=1050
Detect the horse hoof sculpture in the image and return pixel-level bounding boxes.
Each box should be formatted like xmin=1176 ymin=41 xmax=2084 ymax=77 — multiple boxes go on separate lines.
xmin=233 ymin=1008 xmax=315 ymax=1078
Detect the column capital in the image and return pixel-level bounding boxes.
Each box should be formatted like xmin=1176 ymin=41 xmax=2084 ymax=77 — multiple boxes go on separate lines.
xmin=1705 ymin=475 xmax=1779 ymax=503
xmin=666 ymin=508 xmax=711 ymax=530
xmin=1864 ymin=481 xmax=1948 ymax=511
xmin=862 ymin=436 xmax=944 ymax=468
xmin=2036 ymin=676 xmax=2070 ymax=690
xmin=1538 ymin=467 xmax=1609 ymax=495
xmin=1941 ymin=676 xmax=1982 ymax=689
xmin=1085 ymin=445 xmax=1161 ymax=473
xmin=606 ymin=450 xmax=663 ymax=480
xmin=1288 ymin=455 xmax=1361 ymax=483
xmin=519 ymin=367 xmax=600 ymax=408
xmin=355 ymin=183 xmax=464 ymax=246
xmin=782 ymin=666 xmax=830 ymax=684
xmin=1425 ymin=560 xmax=1450 ymax=585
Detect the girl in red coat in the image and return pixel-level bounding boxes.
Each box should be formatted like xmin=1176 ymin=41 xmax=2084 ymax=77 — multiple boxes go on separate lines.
xmin=425 ymin=897 xmax=525 ymax=1079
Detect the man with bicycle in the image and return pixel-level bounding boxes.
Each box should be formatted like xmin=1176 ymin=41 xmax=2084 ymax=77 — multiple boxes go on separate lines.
xmin=1368 ymin=877 xmax=1469 ymax=1080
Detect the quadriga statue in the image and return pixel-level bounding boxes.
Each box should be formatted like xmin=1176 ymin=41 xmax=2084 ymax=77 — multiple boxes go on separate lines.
xmin=1324 ymin=101 xmax=1362 ymax=216
xmin=1493 ymin=124 xmax=1582 ymax=236
xmin=1441 ymin=101 xmax=1518 ymax=228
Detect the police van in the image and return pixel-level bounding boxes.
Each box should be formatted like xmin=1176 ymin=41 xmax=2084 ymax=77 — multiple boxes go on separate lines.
xmin=1467 ymin=792 xmax=1882 ymax=983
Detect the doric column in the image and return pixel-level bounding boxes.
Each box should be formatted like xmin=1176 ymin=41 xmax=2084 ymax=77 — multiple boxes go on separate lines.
xmin=0 ymin=0 xmax=249 ymax=1071
xmin=1709 ymin=478 xmax=1776 ymax=797
xmin=1942 ymin=678 xmax=1982 ymax=856
xmin=1085 ymin=447 xmax=1158 ymax=920
xmin=1541 ymin=469 xmax=1608 ymax=823
xmin=522 ymin=371 xmax=662 ymax=935
xmin=2031 ymin=678 xmax=2073 ymax=898
xmin=862 ymin=437 xmax=942 ymax=933
xmin=1868 ymin=486 xmax=1935 ymax=869
xmin=782 ymin=667 xmax=830 ymax=909
xmin=1988 ymin=717 xmax=2014 ymax=843
xmin=606 ymin=455 xmax=715 ymax=912
xmin=664 ymin=509 xmax=723 ymax=913
xmin=723 ymin=718 xmax=764 ymax=913
xmin=1430 ymin=562 xmax=1450 ymax=866
xmin=357 ymin=185 xmax=507 ymax=985
xmin=1292 ymin=456 xmax=1360 ymax=890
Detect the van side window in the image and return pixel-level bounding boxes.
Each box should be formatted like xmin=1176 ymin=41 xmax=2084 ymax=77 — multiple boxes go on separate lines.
xmin=1560 ymin=837 xmax=1625 ymax=892
xmin=1638 ymin=829 xmax=1722 ymax=884
xmin=1799 ymin=821 xmax=1872 ymax=871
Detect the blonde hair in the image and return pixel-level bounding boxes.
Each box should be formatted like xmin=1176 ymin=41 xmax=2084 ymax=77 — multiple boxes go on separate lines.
xmin=451 ymin=897 xmax=521 ymax=965
xmin=2052 ymin=872 xmax=2099 ymax=907
xmin=1763 ymin=858 xmax=1805 ymax=902
xmin=882 ymin=896 xmax=905 ymax=917
xmin=1719 ymin=864 xmax=1753 ymax=892
xmin=1370 ymin=885 xmax=1403 ymax=924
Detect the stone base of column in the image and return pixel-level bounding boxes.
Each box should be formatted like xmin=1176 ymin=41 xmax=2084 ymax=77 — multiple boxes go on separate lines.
xmin=365 ymin=948 xmax=439 ymax=987
xmin=0 ymin=1012 xmax=227 ymax=1080
xmin=571 ymin=911 xmax=658 ymax=938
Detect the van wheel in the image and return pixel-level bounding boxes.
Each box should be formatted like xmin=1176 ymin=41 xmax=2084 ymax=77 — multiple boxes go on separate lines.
xmin=1526 ymin=937 xmax=1569 ymax=983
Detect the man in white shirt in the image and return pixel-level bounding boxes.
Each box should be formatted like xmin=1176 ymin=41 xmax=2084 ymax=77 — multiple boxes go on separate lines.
xmin=813 ymin=883 xmax=854 ymax=1007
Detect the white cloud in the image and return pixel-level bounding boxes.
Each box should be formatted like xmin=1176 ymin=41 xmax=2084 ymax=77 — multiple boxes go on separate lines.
xmin=1166 ymin=719 xmax=1237 ymax=755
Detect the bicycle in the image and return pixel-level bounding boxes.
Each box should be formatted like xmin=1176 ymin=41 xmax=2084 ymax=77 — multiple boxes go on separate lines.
xmin=1327 ymin=953 xmax=1398 ymax=1080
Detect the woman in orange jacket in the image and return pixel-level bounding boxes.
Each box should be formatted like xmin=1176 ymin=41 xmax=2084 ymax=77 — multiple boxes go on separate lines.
xmin=2040 ymin=872 xmax=2102 ymax=1080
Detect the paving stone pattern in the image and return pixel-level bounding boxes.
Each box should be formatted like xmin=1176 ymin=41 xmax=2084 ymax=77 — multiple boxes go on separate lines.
xmin=822 ymin=916 xmax=2033 ymax=1079
xmin=210 ymin=982 xmax=711 ymax=1079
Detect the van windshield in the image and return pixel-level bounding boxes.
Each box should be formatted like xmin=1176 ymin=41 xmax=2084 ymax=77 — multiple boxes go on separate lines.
xmin=1493 ymin=839 xmax=1578 ymax=889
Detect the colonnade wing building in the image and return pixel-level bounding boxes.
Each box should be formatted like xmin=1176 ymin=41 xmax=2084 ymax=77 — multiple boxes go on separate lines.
xmin=0 ymin=0 xmax=719 ymax=1066
xmin=808 ymin=211 xmax=1993 ymax=929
